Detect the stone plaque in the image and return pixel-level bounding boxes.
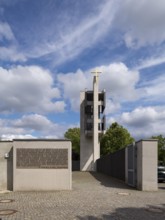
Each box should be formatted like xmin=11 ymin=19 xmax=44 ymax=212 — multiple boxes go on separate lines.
xmin=16 ymin=148 xmax=68 ymax=169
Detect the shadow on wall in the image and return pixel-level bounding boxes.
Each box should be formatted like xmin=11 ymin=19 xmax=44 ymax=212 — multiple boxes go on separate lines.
xmin=97 ymin=148 xmax=125 ymax=181
xmin=90 ymin=172 xmax=135 ymax=190
xmin=7 ymin=147 xmax=13 ymax=190
xmin=77 ymin=204 xmax=165 ymax=220
xmin=158 ymin=185 xmax=165 ymax=190
xmin=72 ymin=160 xmax=80 ymax=171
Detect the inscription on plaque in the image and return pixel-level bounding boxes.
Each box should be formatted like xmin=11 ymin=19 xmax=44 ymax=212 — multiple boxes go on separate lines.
xmin=16 ymin=148 xmax=68 ymax=169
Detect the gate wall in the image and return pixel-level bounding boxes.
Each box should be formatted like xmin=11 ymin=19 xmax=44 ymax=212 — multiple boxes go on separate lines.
xmin=97 ymin=139 xmax=158 ymax=191
xmin=125 ymin=143 xmax=137 ymax=187
xmin=97 ymin=148 xmax=125 ymax=181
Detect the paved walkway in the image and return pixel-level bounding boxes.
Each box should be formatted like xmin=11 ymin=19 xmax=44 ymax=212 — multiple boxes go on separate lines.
xmin=0 ymin=172 xmax=165 ymax=220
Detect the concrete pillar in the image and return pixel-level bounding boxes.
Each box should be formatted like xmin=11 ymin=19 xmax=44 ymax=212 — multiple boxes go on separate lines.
xmin=93 ymin=75 xmax=100 ymax=171
xmin=136 ymin=139 xmax=158 ymax=191
xmin=80 ymin=92 xmax=93 ymax=171
xmin=0 ymin=141 xmax=13 ymax=191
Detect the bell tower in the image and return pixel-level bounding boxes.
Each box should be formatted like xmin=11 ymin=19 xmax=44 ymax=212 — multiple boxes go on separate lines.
xmin=80 ymin=70 xmax=106 ymax=171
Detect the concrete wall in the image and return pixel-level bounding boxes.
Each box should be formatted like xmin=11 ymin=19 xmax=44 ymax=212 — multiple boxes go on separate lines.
xmin=97 ymin=148 xmax=125 ymax=181
xmin=0 ymin=141 xmax=13 ymax=191
xmin=13 ymin=140 xmax=72 ymax=191
xmin=136 ymin=140 xmax=158 ymax=191
xmin=98 ymin=139 xmax=158 ymax=191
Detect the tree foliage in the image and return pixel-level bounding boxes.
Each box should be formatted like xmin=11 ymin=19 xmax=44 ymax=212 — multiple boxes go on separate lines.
xmin=64 ymin=127 xmax=80 ymax=155
xmin=151 ymin=135 xmax=165 ymax=165
xmin=100 ymin=122 xmax=134 ymax=155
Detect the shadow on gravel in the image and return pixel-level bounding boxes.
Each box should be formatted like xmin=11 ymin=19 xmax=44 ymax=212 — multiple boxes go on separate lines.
xmin=77 ymin=204 xmax=165 ymax=220
xmin=90 ymin=172 xmax=135 ymax=190
xmin=159 ymin=186 xmax=165 ymax=190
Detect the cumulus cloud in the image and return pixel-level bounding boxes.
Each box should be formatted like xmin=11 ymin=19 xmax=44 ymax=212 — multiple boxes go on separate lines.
xmin=58 ymin=62 xmax=139 ymax=112
xmin=0 ymin=118 xmax=27 ymax=140
xmin=58 ymin=69 xmax=92 ymax=111
xmin=0 ymin=65 xmax=66 ymax=113
xmin=1 ymin=134 xmax=35 ymax=141
xmin=108 ymin=106 xmax=165 ymax=139
xmin=99 ymin=63 xmax=139 ymax=101
xmin=12 ymin=114 xmax=54 ymax=131
xmin=121 ymin=107 xmax=158 ymax=127
xmin=105 ymin=99 xmax=120 ymax=115
xmin=0 ymin=114 xmax=71 ymax=140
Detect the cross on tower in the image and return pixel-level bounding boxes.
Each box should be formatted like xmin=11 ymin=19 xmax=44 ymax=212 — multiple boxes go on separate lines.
xmin=91 ymin=69 xmax=102 ymax=82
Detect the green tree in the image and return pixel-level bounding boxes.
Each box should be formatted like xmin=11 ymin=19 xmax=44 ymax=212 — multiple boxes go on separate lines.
xmin=100 ymin=122 xmax=134 ymax=155
xmin=64 ymin=127 xmax=80 ymax=155
xmin=151 ymin=135 xmax=165 ymax=165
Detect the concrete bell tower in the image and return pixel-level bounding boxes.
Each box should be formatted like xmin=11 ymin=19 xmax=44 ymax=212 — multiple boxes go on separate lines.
xmin=80 ymin=70 xmax=106 ymax=171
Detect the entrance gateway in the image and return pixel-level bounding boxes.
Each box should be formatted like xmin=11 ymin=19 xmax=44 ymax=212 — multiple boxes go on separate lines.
xmin=0 ymin=71 xmax=158 ymax=192
xmin=80 ymin=70 xmax=158 ymax=191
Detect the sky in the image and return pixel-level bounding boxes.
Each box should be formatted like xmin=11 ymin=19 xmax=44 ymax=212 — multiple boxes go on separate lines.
xmin=0 ymin=0 xmax=165 ymax=140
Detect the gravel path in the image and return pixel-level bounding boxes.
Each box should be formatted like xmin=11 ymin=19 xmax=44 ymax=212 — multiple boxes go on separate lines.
xmin=0 ymin=172 xmax=165 ymax=220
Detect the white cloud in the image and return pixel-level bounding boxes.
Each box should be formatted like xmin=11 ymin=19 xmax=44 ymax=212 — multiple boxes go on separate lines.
xmin=58 ymin=69 xmax=91 ymax=111
xmin=0 ymin=134 xmax=35 ymax=141
xmin=58 ymin=63 xmax=139 ymax=112
xmin=0 ymin=65 xmax=66 ymax=113
xmin=20 ymin=1 xmax=116 ymax=65
xmin=12 ymin=114 xmax=62 ymax=137
xmin=115 ymin=0 xmax=165 ymax=48
xmin=99 ymin=63 xmax=139 ymax=101
xmin=1 ymin=0 xmax=165 ymax=63
xmin=0 ymin=113 xmax=72 ymax=140
xmin=105 ymin=99 xmax=120 ymax=115
xmin=0 ymin=21 xmax=15 ymax=41
xmin=0 ymin=46 xmax=26 ymax=61
xmin=119 ymin=106 xmax=165 ymax=139
xmin=0 ymin=21 xmax=26 ymax=61
xmin=0 ymin=118 xmax=27 ymax=140
xmin=12 ymin=114 xmax=54 ymax=131
xmin=140 ymin=74 xmax=165 ymax=102
xmin=136 ymin=55 xmax=165 ymax=70
xmin=121 ymin=107 xmax=158 ymax=127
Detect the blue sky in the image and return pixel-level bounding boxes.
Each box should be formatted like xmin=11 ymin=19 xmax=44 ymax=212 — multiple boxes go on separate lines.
xmin=0 ymin=0 xmax=165 ymax=140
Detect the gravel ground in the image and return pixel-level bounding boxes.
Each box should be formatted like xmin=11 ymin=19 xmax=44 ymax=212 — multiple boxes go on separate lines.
xmin=0 ymin=172 xmax=164 ymax=220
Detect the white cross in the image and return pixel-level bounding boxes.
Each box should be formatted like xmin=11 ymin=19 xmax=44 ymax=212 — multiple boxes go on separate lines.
xmin=91 ymin=69 xmax=102 ymax=82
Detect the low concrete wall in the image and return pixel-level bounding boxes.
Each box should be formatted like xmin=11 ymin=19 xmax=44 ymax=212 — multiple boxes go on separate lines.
xmin=13 ymin=139 xmax=72 ymax=191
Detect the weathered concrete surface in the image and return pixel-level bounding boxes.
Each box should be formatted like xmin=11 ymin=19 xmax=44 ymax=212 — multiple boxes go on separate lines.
xmin=0 ymin=172 xmax=164 ymax=220
xmin=0 ymin=141 xmax=13 ymax=191
xmin=136 ymin=140 xmax=158 ymax=191
xmin=13 ymin=140 xmax=72 ymax=191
